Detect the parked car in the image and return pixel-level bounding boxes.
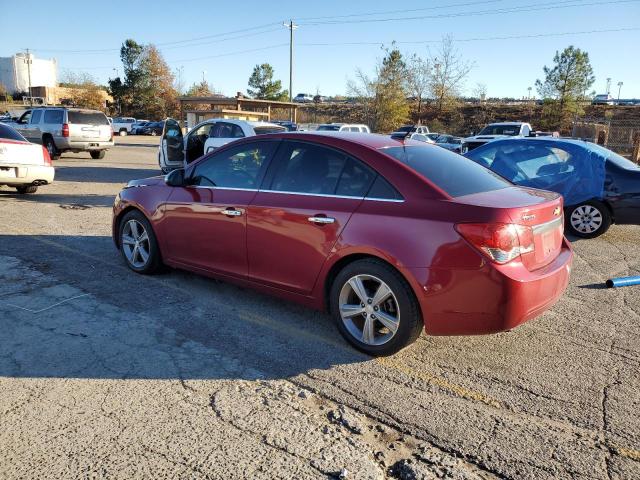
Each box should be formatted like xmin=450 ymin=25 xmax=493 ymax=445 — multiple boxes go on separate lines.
xmin=0 ymin=123 xmax=54 ymax=194
xmin=396 ymin=125 xmax=430 ymax=135
xmin=272 ymin=120 xmax=298 ymax=131
xmin=114 ymin=132 xmax=572 ymax=355
xmin=158 ymin=118 xmax=287 ymax=173
xmin=464 ymin=137 xmax=640 ymax=238
xmin=435 ymin=134 xmax=463 ymax=153
xmin=592 ymin=94 xmax=615 ymax=105
xmin=111 ymin=117 xmax=136 ymax=136
xmin=293 ymin=93 xmax=314 ymax=103
xmin=390 ymin=131 xmax=434 ymax=143
xmin=316 ymin=123 xmax=371 ymax=133
xmin=10 ymin=107 xmax=113 ymax=159
xmin=131 ymin=120 xmax=151 ymax=135
xmin=462 ymin=122 xmax=533 ymax=153
xmin=139 ymin=121 xmax=164 ymax=136
xmin=425 ymin=133 xmax=440 ymax=142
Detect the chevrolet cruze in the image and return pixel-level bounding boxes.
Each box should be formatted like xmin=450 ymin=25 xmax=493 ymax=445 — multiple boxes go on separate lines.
xmin=113 ymin=132 xmax=573 ymax=355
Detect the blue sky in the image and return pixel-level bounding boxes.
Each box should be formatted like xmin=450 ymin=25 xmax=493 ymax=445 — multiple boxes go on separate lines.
xmin=1 ymin=0 xmax=639 ymax=98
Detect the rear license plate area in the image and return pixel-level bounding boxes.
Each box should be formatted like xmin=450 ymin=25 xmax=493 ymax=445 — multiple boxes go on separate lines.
xmin=0 ymin=167 xmax=16 ymax=178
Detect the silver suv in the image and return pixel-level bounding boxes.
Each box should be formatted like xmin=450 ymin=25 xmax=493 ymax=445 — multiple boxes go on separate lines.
xmin=12 ymin=107 xmax=114 ymax=159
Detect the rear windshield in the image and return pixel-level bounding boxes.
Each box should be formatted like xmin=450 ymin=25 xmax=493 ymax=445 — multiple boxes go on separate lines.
xmin=68 ymin=111 xmax=109 ymax=125
xmin=254 ymin=126 xmax=286 ymax=135
xmin=317 ymin=125 xmax=340 ymax=131
xmin=478 ymin=125 xmax=521 ymax=136
xmin=382 ymin=145 xmax=512 ymax=197
xmin=0 ymin=123 xmax=27 ymax=141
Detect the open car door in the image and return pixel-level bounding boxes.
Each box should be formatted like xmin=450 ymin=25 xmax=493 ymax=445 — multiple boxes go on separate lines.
xmin=159 ymin=118 xmax=184 ymax=173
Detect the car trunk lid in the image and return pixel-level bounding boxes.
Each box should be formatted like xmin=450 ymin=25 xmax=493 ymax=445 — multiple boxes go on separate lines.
xmin=0 ymin=139 xmax=44 ymax=166
xmin=455 ymin=186 xmax=565 ymax=271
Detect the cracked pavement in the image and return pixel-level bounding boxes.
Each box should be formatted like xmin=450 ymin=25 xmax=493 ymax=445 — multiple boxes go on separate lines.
xmin=0 ymin=136 xmax=639 ymax=479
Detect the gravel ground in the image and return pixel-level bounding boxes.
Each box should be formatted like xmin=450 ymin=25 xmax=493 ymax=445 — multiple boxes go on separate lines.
xmin=0 ymin=137 xmax=639 ymax=479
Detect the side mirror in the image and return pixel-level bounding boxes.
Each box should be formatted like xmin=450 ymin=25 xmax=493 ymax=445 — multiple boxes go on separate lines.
xmin=165 ymin=168 xmax=185 ymax=187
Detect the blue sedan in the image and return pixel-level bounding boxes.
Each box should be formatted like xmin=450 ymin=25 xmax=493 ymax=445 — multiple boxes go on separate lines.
xmin=464 ymin=137 xmax=640 ymax=238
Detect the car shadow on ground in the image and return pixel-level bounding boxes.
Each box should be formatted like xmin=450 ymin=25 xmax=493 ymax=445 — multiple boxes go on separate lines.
xmin=0 ymin=191 xmax=115 ymax=207
xmin=54 ymin=165 xmax=160 ymax=183
xmin=0 ymin=234 xmax=368 ymax=382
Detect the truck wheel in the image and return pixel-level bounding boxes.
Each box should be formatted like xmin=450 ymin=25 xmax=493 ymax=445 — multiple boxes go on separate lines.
xmin=119 ymin=129 xmax=127 ymax=136
xmin=90 ymin=150 xmax=106 ymax=159
xmin=16 ymin=185 xmax=38 ymax=194
xmin=43 ymin=136 xmax=61 ymax=160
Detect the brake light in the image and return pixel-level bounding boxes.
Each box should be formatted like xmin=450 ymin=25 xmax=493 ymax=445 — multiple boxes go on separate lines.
xmin=41 ymin=146 xmax=52 ymax=166
xmin=62 ymin=123 xmax=69 ymax=137
xmin=456 ymin=223 xmax=534 ymax=264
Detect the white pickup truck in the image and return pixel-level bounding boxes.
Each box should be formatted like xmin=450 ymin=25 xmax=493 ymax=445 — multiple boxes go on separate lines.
xmin=111 ymin=117 xmax=136 ymax=136
xmin=461 ymin=122 xmax=533 ymax=153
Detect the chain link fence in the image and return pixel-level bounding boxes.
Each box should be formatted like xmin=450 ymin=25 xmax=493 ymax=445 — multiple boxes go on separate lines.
xmin=572 ymin=117 xmax=640 ymax=162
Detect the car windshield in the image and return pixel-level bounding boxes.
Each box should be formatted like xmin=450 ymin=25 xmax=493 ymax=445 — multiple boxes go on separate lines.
xmin=381 ymin=145 xmax=511 ymax=197
xmin=478 ymin=125 xmax=521 ymax=136
xmin=0 ymin=123 xmax=27 ymax=141
xmin=317 ymin=125 xmax=341 ymax=131
xmin=68 ymin=111 xmax=109 ymax=125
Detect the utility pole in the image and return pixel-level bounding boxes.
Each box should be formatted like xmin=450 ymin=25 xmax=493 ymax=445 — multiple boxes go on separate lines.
xmin=606 ymin=77 xmax=611 ymax=95
xmin=283 ymin=20 xmax=298 ymax=104
xmin=24 ymin=49 xmax=33 ymax=107
xmin=617 ymin=81 xmax=624 ymax=102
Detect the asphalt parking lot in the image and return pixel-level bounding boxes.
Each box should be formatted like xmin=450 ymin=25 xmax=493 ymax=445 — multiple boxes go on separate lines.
xmin=1 ymin=136 xmax=639 ymax=479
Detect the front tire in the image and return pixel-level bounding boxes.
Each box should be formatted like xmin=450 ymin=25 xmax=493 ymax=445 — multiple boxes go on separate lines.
xmin=330 ymin=259 xmax=423 ymax=356
xmin=16 ymin=185 xmax=38 ymax=194
xmin=119 ymin=129 xmax=127 ymax=136
xmin=118 ymin=210 xmax=162 ymax=274
xmin=566 ymin=200 xmax=611 ymax=238
xmin=90 ymin=150 xmax=106 ymax=159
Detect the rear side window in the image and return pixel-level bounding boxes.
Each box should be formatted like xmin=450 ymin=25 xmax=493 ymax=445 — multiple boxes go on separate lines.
xmin=210 ymin=122 xmax=244 ymax=139
xmin=31 ymin=110 xmax=42 ymax=124
xmin=382 ymin=145 xmax=511 ymax=197
xmin=366 ymin=176 xmax=403 ymax=200
xmin=44 ymin=110 xmax=64 ymax=124
xmin=254 ymin=126 xmax=286 ymax=135
xmin=68 ymin=111 xmax=109 ymax=125
xmin=0 ymin=124 xmax=27 ymax=141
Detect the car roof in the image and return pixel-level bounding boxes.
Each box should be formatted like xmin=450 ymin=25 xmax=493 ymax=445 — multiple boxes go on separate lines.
xmin=264 ymin=131 xmax=428 ymax=149
xmin=486 ymin=122 xmax=526 ymax=126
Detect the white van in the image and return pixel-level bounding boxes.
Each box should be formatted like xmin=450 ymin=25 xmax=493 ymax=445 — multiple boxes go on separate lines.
xmin=316 ymin=123 xmax=371 ymax=133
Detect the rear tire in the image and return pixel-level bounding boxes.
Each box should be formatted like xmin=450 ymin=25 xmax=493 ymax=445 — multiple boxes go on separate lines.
xmin=566 ymin=200 xmax=611 ymax=238
xmin=118 ymin=210 xmax=162 ymax=274
xmin=119 ymin=129 xmax=127 ymax=136
xmin=43 ymin=136 xmax=60 ymax=160
xmin=90 ymin=150 xmax=106 ymax=159
xmin=330 ymin=258 xmax=423 ymax=356
xmin=16 ymin=185 xmax=38 ymax=194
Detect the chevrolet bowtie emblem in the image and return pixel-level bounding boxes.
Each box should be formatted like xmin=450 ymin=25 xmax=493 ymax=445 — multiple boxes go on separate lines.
xmin=553 ymin=207 xmax=561 ymax=216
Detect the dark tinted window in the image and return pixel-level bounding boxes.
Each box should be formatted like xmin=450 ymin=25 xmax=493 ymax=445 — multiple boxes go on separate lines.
xmin=210 ymin=122 xmax=244 ymax=138
xmin=382 ymin=145 xmax=511 ymax=197
xmin=477 ymin=124 xmax=521 ymax=136
xmin=270 ymin=142 xmax=347 ymax=195
xmin=317 ymin=125 xmax=340 ymax=131
xmin=336 ymin=158 xmax=376 ymax=197
xmin=68 ymin=111 xmax=109 ymax=125
xmin=0 ymin=124 xmax=27 ymax=141
xmin=30 ymin=110 xmax=42 ymax=124
xmin=190 ymin=141 xmax=276 ymax=188
xmin=44 ymin=110 xmax=64 ymax=124
xmin=254 ymin=125 xmax=286 ymax=135
xmin=366 ymin=175 xmax=403 ymax=200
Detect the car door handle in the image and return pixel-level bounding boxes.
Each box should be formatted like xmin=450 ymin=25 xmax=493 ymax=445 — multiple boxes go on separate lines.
xmin=222 ymin=208 xmax=243 ymax=217
xmin=308 ymin=216 xmax=335 ymax=224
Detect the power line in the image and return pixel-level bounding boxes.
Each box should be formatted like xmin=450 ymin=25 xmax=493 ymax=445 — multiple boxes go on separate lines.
xmin=298 ymin=0 xmax=640 ymax=25
xmin=164 ymin=43 xmax=289 ymax=64
xmin=298 ymin=26 xmax=640 ymax=47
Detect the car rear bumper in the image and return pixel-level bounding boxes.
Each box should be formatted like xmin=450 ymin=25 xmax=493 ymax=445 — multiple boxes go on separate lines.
xmin=409 ymin=239 xmax=573 ymax=335
xmin=57 ymin=139 xmax=114 ymax=151
xmin=0 ymin=164 xmax=55 ymax=186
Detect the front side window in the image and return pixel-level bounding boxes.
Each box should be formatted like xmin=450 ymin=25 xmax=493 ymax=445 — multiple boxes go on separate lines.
xmin=18 ymin=111 xmax=31 ymax=124
xmin=30 ymin=110 xmax=42 ymax=124
xmin=190 ymin=141 xmax=277 ymax=189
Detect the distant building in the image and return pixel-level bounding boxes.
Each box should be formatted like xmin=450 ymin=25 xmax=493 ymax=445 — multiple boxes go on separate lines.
xmin=0 ymin=53 xmax=57 ymax=94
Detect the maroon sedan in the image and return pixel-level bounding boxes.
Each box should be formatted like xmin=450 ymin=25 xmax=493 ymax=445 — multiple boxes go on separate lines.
xmin=112 ymin=132 xmax=572 ymax=355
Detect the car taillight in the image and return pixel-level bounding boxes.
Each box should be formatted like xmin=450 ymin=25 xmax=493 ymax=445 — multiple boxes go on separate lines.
xmin=455 ymin=223 xmax=534 ymax=264
xmin=41 ymin=146 xmax=52 ymax=166
xmin=62 ymin=123 xmax=69 ymax=137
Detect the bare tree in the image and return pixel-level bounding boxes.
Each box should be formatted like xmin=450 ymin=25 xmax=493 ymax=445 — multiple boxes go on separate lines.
xmin=428 ymin=36 xmax=472 ymax=115
xmin=405 ymin=54 xmax=432 ymax=118
xmin=473 ymin=82 xmax=487 ymax=103
xmin=347 ymin=68 xmax=377 ymax=130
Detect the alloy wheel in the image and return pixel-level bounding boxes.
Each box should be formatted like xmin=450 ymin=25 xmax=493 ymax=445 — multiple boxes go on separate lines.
xmin=570 ymin=205 xmax=603 ymax=234
xmin=339 ymin=274 xmax=400 ymax=346
xmin=121 ymin=219 xmax=151 ymax=268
